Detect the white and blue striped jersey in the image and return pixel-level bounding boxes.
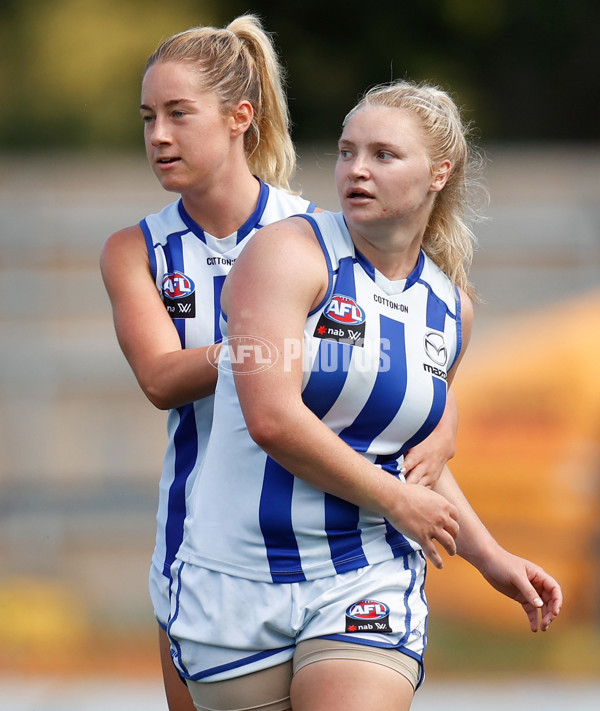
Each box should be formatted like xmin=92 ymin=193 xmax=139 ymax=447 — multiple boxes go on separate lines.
xmin=142 ymin=179 xmax=316 ymax=582
xmin=177 ymin=210 xmax=462 ymax=583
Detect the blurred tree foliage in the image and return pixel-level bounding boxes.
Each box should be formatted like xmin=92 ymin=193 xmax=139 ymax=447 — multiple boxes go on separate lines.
xmin=0 ymin=0 xmax=598 ymax=150
xmin=0 ymin=0 xmax=212 ymax=149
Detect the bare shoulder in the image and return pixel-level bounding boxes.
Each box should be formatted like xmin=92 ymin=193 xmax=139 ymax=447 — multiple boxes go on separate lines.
xmin=224 ymin=215 xmax=329 ymax=313
xmin=100 ymin=224 xmax=147 ymax=273
xmin=236 ymin=214 xmax=325 ymax=270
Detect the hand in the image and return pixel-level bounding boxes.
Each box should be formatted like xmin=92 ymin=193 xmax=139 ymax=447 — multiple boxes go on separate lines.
xmin=389 ymin=483 xmax=459 ymax=570
xmin=476 ymin=547 xmax=562 ymax=632
xmin=403 ymin=436 xmax=453 ymax=488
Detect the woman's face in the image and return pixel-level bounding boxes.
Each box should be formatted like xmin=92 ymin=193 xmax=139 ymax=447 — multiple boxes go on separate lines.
xmin=335 ymin=105 xmax=449 ymax=233
xmin=140 ymin=61 xmax=236 ymax=194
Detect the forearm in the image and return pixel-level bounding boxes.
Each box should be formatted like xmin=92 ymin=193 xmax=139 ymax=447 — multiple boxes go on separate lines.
xmin=246 ymin=394 xmax=401 ymax=515
xmin=102 ymin=226 xmax=220 ymax=410
xmin=241 ymin=387 xmax=459 ymax=569
xmin=130 ymin=344 xmax=219 ymax=410
xmin=434 ymin=466 xmax=501 ymax=566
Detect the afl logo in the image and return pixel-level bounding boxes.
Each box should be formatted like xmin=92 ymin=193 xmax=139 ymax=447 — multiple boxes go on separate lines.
xmin=324 ymin=294 xmax=365 ymax=325
xmin=424 ymin=331 xmax=447 ymax=366
xmin=346 ymin=600 xmax=390 ymax=620
xmin=162 ymin=271 xmax=195 ymax=299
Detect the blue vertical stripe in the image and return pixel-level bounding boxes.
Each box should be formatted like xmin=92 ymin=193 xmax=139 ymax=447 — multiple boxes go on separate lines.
xmin=425 ymin=287 xmax=448 ymax=332
xmin=167 ymin=561 xmax=189 ymax=676
xmin=400 ymin=555 xmax=416 ymax=645
xmin=213 ymin=275 xmax=226 ymax=343
xmin=339 ymin=316 xmax=407 ymax=452
xmin=448 ymin=285 xmax=462 ymax=371
xmin=301 ymin=256 xmax=356 ymax=418
xmin=384 ymin=520 xmax=415 ymax=556
xmin=259 ymin=457 xmax=305 ymax=582
xmin=324 ymin=493 xmax=368 ymax=573
xmin=164 ymin=232 xmax=187 ymax=346
xmin=301 ymin=341 xmax=352 ymax=419
xmin=398 ymin=287 xmax=450 ymax=455
xmin=162 ymin=229 xmax=198 ymax=573
xmin=400 ymin=376 xmax=447 ymax=452
xmin=164 ymin=404 xmax=198 ymax=575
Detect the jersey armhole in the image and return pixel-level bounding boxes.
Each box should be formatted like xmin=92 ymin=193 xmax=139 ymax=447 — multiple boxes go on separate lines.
xmin=295 ymin=214 xmax=335 ymax=316
xmin=139 ymin=218 xmax=158 ymax=280
xmin=447 ymin=284 xmax=463 ymax=371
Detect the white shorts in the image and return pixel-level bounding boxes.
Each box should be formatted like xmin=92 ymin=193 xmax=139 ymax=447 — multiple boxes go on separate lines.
xmin=149 ymin=561 xmax=171 ymax=628
xmin=168 ymin=553 xmax=427 ymax=683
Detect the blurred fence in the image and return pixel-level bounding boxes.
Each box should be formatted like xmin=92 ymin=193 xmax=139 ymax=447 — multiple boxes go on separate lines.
xmin=0 ymin=145 xmax=599 ymax=677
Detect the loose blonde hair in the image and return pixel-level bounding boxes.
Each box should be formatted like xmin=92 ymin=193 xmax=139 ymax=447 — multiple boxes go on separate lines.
xmin=344 ymin=80 xmax=486 ymax=298
xmin=145 ymin=14 xmax=296 ymax=190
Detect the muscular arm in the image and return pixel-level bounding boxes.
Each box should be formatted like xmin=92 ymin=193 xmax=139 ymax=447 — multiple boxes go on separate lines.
xmin=222 ymin=218 xmax=460 ymax=569
xmin=100 ymin=225 xmax=218 ymax=410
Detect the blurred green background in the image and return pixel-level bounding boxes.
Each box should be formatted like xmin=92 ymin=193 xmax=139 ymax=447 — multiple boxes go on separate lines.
xmin=0 ymin=0 xmax=599 ymax=702
xmin=1 ymin=0 xmax=599 ymax=150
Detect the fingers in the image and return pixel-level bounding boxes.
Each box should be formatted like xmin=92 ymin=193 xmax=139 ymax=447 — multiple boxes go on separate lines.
xmin=405 ymin=465 xmax=436 ymax=488
xmin=421 ymin=531 xmax=457 ymax=569
xmin=540 ymin=584 xmax=563 ymax=631
xmin=403 ymin=457 xmax=445 ymax=489
xmin=421 ymin=515 xmax=459 ymax=569
xmin=396 ymin=485 xmax=458 ymax=569
xmin=521 ymin=567 xmax=563 ymax=633
xmin=422 ymin=542 xmax=444 ymax=570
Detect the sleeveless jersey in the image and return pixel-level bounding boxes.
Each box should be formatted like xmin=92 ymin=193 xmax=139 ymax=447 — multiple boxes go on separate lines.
xmin=177 ymin=210 xmax=462 ymax=583
xmin=141 ymin=179 xmax=316 ymax=579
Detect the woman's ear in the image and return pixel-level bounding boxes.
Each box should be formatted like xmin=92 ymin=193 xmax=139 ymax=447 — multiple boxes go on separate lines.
xmin=431 ymin=159 xmax=452 ymax=192
xmin=230 ymin=100 xmax=254 ymax=136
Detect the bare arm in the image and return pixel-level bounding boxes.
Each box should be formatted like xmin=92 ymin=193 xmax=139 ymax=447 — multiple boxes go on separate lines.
xmin=435 ymin=467 xmax=563 ymax=631
xmin=222 ymin=217 xmax=460 ymax=569
xmin=100 ymin=225 xmax=218 ymax=410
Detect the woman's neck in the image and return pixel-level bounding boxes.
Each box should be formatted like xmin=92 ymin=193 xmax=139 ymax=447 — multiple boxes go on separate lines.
xmin=181 ymin=170 xmax=261 ymax=238
xmin=347 ymin=221 xmax=425 ymax=281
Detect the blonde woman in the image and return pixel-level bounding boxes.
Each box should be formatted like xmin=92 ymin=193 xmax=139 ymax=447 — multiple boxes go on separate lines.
xmin=168 ymin=80 xmax=562 ymax=711
xmin=102 ymin=15 xmax=458 ymax=710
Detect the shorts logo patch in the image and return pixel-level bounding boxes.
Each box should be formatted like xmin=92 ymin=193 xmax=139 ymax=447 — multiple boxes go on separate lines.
xmin=162 ymin=271 xmax=196 ymax=318
xmin=345 ymin=599 xmax=392 ymax=633
xmin=314 ymin=294 xmax=366 ymax=346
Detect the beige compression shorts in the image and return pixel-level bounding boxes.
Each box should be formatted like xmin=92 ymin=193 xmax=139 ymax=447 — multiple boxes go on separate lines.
xmin=186 ymin=638 xmax=421 ymax=711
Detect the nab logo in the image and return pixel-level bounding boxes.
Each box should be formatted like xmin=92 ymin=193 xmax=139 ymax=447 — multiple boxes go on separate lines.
xmin=346 ymin=600 xmax=390 ymax=620
xmin=324 ymin=294 xmax=365 ymax=325
xmin=162 ymin=271 xmax=195 ymax=299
